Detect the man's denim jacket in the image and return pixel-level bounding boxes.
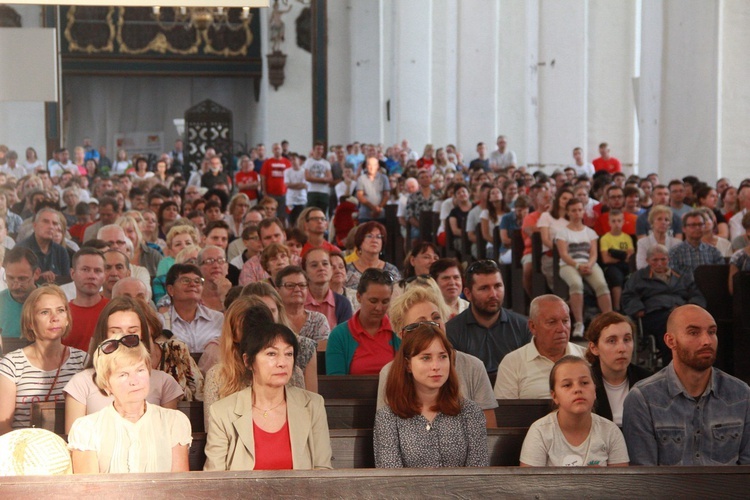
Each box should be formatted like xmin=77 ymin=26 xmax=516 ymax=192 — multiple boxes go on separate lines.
xmin=623 ymin=363 xmax=750 ymax=465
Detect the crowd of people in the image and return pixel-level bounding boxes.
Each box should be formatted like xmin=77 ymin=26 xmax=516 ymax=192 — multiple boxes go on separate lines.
xmin=0 ymin=135 xmax=749 ymax=475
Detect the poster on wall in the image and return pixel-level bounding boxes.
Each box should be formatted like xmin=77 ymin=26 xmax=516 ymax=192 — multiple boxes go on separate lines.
xmin=114 ymin=131 xmax=164 ymax=158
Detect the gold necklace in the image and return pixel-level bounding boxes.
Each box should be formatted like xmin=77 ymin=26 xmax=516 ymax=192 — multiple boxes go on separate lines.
xmin=253 ymin=400 xmax=286 ymax=418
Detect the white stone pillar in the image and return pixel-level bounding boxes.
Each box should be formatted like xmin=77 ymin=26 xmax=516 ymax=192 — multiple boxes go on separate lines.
xmin=537 ymin=0 xmax=588 ymax=170
xmin=637 ymin=0 xmax=664 ymax=177
xmin=390 ymin=0 xmax=433 ymax=151
xmin=326 ymin=0 xmax=352 ymax=145
xmin=429 ymin=0 xmax=458 ymax=149
xmin=349 ymin=0 xmax=384 ymax=143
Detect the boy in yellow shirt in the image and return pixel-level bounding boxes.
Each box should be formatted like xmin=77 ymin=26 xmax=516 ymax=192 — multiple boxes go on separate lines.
xmin=600 ymin=209 xmax=634 ymax=311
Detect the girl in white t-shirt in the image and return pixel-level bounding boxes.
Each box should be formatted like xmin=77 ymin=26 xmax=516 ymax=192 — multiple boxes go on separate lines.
xmin=555 ymin=199 xmax=613 ymax=338
xmin=520 ymin=356 xmax=629 ymax=467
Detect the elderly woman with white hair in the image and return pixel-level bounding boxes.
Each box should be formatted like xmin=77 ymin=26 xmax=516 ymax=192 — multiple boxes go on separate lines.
xmin=67 ymin=330 xmax=191 ymax=473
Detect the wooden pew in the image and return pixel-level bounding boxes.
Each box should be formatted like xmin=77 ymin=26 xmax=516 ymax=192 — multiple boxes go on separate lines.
xmin=325 ymin=399 xmax=377 ymax=429
xmin=733 ymin=272 xmax=750 ymax=384
xmin=475 ymin=222 xmax=487 ymax=260
xmin=4 ymin=466 xmax=750 ymax=498
xmin=510 ymin=229 xmax=527 ymax=315
xmin=530 ymin=232 xmax=549 ymax=298
xmin=494 ymin=399 xmax=553 ymax=428
xmin=384 ymin=204 xmax=400 ymax=265
xmin=318 ymin=375 xmax=379 ymax=400
xmin=331 ymin=427 xmax=527 ymax=468
xmin=317 ymin=350 xmax=326 ymax=374
xmin=30 ymin=401 xmax=65 ymax=435
xmin=693 ymin=264 xmax=733 ymax=373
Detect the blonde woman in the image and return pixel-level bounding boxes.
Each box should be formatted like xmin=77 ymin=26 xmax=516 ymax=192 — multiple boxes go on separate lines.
xmin=118 ymin=215 xmax=163 ymax=277
xmin=0 ymin=286 xmax=87 ymax=434
xmin=224 ymin=193 xmax=251 ymax=238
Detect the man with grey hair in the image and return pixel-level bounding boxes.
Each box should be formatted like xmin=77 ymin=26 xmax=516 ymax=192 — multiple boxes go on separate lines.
xmin=494 ymin=294 xmax=586 ymax=399
xmin=198 ymin=244 xmax=231 ymax=312
xmin=622 ymin=244 xmax=706 ymax=363
xmin=84 ymin=196 xmax=121 ymax=243
xmin=112 ymin=276 xmax=150 ymax=304
xmin=17 ymin=207 xmax=70 ymax=283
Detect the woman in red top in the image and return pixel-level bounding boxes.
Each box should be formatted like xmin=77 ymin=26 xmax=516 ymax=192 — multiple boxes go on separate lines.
xmin=204 ymin=320 xmax=332 ymax=471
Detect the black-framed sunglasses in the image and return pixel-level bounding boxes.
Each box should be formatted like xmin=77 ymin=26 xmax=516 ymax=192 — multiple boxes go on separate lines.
xmin=401 ymin=321 xmax=441 ymax=334
xmin=361 ymin=268 xmax=395 ymax=284
xmin=466 ymin=259 xmax=500 ymax=275
xmin=98 ymin=334 xmax=140 ymax=355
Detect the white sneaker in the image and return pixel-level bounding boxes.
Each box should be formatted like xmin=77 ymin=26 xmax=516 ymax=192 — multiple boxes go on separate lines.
xmin=572 ymin=322 xmax=585 ymax=338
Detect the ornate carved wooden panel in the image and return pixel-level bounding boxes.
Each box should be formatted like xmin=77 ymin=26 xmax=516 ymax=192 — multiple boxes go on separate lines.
xmin=185 ymin=100 xmax=233 ymax=174
xmin=60 ymin=6 xmax=261 ymax=77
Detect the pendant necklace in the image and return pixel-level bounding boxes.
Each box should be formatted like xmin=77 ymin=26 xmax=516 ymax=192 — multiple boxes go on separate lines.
xmin=253 ymin=400 xmax=286 ymax=418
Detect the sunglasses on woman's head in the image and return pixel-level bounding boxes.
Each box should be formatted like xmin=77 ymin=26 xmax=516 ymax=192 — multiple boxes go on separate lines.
xmin=405 ymin=274 xmax=432 ymax=284
xmin=98 ymin=334 xmax=140 ymax=355
xmin=401 ymin=321 xmax=441 ymax=334
xmin=361 ymin=268 xmax=394 ymax=284
xmin=466 ymin=259 xmax=500 ymax=275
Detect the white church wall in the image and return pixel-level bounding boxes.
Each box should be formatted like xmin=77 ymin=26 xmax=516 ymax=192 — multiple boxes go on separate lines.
xmin=0 ymin=5 xmax=46 ymax=159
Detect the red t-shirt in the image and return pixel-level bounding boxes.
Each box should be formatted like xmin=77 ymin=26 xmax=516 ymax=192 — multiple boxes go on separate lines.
xmin=64 ymin=297 xmax=109 ymax=351
xmin=235 ymin=170 xmax=260 ymax=200
xmin=592 ymin=157 xmax=622 ymax=174
xmin=69 ymin=221 xmax=95 ymax=245
xmin=334 ymin=201 xmax=358 ymax=244
xmin=261 ymin=157 xmax=292 ymax=196
xmin=253 ymin=420 xmax=293 ymax=470
xmin=348 ymin=313 xmax=396 ymax=375
xmin=416 ymin=157 xmax=434 ymax=170
xmin=594 ymin=212 xmax=637 ymax=236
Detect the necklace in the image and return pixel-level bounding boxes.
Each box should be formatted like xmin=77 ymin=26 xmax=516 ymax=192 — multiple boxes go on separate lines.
xmin=253 ymin=400 xmax=286 ymax=418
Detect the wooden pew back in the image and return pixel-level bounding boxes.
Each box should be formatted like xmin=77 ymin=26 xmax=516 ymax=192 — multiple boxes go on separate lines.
xmin=494 ymin=399 xmax=553 ymax=428
xmin=318 ymin=375 xmax=379 ymax=400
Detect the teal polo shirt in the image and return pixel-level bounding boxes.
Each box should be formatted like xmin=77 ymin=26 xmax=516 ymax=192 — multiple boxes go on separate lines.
xmin=0 ymin=289 xmax=24 ymax=338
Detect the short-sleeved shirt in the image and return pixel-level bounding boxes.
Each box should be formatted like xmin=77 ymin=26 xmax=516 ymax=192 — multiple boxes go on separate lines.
xmin=0 ymin=289 xmax=25 ymax=338
xmin=67 ymin=402 xmax=192 ymax=473
xmin=446 ymin=307 xmax=532 ymax=373
xmin=357 ymin=173 xmax=390 ymax=220
xmin=499 ymin=212 xmax=523 ymax=253
xmin=261 ymin=157 xmax=292 ymax=196
xmin=284 ymin=167 xmax=308 ymax=206
xmin=302 ymin=157 xmax=332 ymax=194
xmin=600 ymin=232 xmax=634 ymax=253
xmin=304 ymin=289 xmax=337 ymax=331
xmin=0 ymin=347 xmax=88 ymax=429
xmin=556 ymin=226 xmax=598 ymax=266
xmin=494 ymin=341 xmax=587 ymax=399
xmin=520 ymin=412 xmax=629 ymax=466
xmin=160 ymin=304 xmax=223 ymax=353
xmin=65 ymin=297 xmax=110 ymax=352
xmin=63 ymin=367 xmax=184 ymax=414
xmin=235 ymin=170 xmax=260 ymax=200
xmin=349 ymin=314 xmax=397 ymax=375
xmin=592 ymin=156 xmax=622 ymax=174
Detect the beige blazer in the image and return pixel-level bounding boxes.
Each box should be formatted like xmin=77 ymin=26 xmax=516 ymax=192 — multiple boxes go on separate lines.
xmin=203 ymin=385 xmax=332 ymax=471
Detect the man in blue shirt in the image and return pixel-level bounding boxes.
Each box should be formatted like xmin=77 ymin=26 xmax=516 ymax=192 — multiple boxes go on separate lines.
xmin=16 ymin=207 xmax=71 ymax=284
xmin=0 ymin=247 xmax=40 ymax=340
xmin=668 ymin=211 xmax=724 ymax=279
xmin=623 ymin=304 xmax=750 ymax=465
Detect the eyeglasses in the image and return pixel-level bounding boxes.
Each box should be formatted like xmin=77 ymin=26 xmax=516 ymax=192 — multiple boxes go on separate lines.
xmin=106 ymin=240 xmax=127 ymax=248
xmin=201 ymin=257 xmax=227 ymax=266
xmin=405 ymin=274 xmax=432 ymax=284
xmin=361 ymin=268 xmax=395 ymax=284
xmin=281 ymin=282 xmax=309 ymax=290
xmin=466 ymin=259 xmax=500 ymax=275
xmin=98 ymin=334 xmax=140 ymax=355
xmin=3 ymin=275 xmax=34 ymax=286
xmin=401 ymin=321 xmax=441 ymax=334
xmin=364 ymin=233 xmax=384 ymax=240
xmin=685 ymin=223 xmax=705 ymax=228
xmin=307 ymin=216 xmax=328 ymax=223
xmin=178 ymin=276 xmax=205 ymax=286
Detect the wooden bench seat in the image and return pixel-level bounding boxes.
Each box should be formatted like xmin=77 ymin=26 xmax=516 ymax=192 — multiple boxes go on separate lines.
xmin=494 ymin=399 xmax=553 ymax=428
xmin=318 ymin=375 xmax=379 ymax=400
xmin=3 ymin=466 xmax=750 ymax=497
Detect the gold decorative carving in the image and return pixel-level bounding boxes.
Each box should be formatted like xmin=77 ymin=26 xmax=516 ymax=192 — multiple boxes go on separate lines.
xmin=64 ymin=6 xmax=115 ymax=53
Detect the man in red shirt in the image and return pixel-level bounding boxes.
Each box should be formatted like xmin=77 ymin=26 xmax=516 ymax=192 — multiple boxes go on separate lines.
xmin=64 ymin=248 xmax=108 ymax=352
xmin=592 ymin=142 xmax=622 ymax=174
xmin=300 ymin=208 xmax=339 ymax=256
xmin=260 ymin=142 xmax=292 ymax=220
xmin=594 ymin=185 xmax=637 ymax=236
xmin=235 ymin=154 xmax=260 ymax=204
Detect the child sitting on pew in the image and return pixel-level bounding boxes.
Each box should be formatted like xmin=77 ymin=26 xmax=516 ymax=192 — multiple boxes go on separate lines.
xmin=599 ymin=209 xmax=634 ymax=311
xmin=519 ymin=356 xmax=629 ymax=467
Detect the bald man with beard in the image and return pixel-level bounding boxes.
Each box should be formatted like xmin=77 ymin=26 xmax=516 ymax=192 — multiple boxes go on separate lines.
xmin=623 ymin=305 xmax=750 ymax=465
